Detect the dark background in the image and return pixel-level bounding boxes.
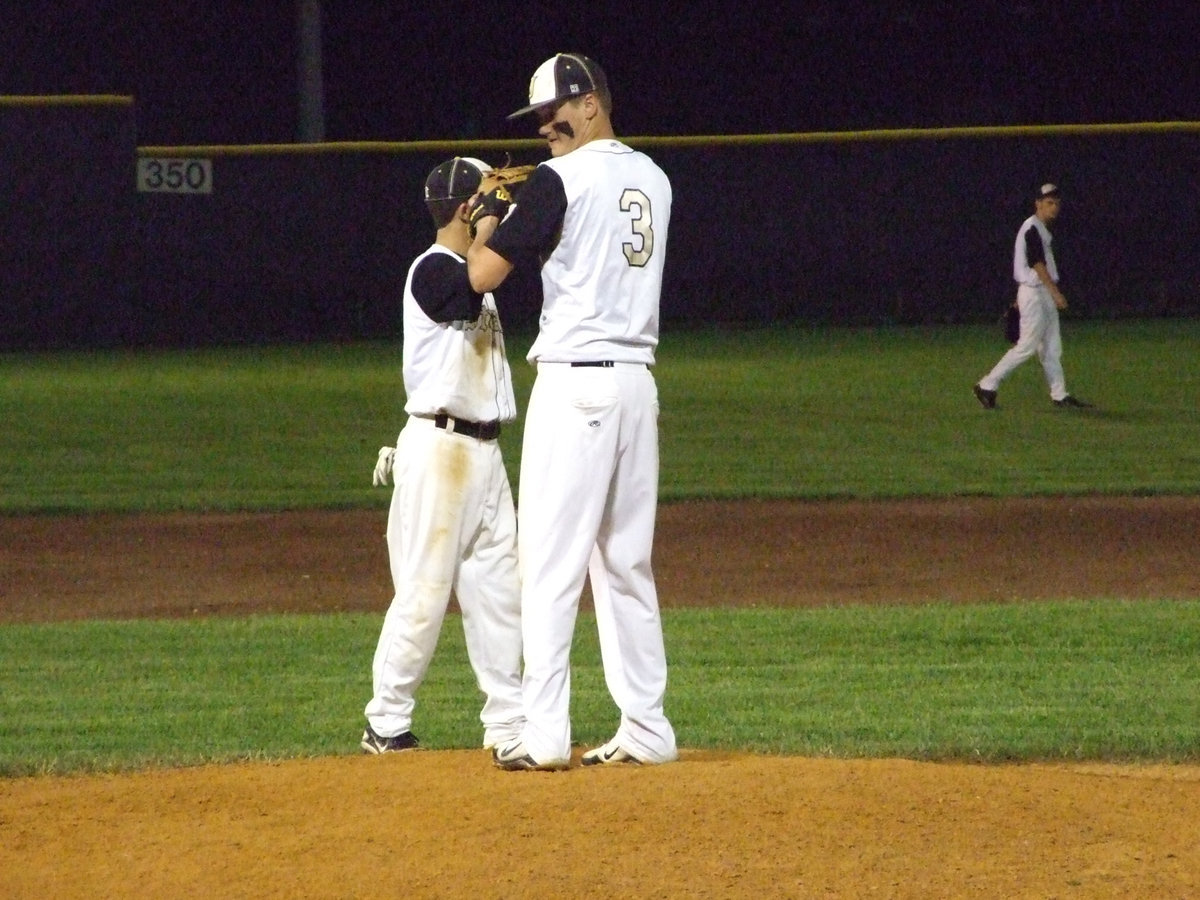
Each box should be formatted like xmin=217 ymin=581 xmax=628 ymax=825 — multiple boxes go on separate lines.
xmin=6 ymin=1 xmax=1199 ymax=142
xmin=2 ymin=2 xmax=1198 ymax=348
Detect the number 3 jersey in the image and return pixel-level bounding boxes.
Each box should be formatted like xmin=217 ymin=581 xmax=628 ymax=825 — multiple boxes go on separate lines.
xmin=401 ymin=244 xmax=517 ymax=424
xmin=486 ymin=140 xmax=672 ymax=365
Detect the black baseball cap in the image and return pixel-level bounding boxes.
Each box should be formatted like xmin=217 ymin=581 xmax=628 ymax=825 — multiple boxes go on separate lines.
xmin=508 ymin=53 xmax=608 ymax=119
xmin=1035 ymin=182 xmax=1062 ymax=200
xmin=423 ymin=157 xmax=489 ymax=203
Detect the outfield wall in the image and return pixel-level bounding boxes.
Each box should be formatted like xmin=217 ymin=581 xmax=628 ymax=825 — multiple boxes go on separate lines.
xmin=2 ymin=98 xmax=1197 ymax=349
xmin=0 ymin=97 xmax=138 ymax=348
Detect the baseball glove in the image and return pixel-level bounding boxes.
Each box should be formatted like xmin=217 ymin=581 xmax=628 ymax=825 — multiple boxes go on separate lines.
xmin=468 ymin=162 xmax=536 ymax=238
xmin=1004 ymin=303 xmax=1020 ymax=344
xmin=483 ymin=163 xmax=536 ymax=187
xmin=468 ymin=183 xmax=516 ymax=238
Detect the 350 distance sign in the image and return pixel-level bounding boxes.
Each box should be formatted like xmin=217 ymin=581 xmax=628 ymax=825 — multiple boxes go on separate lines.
xmin=136 ymin=157 xmax=213 ymax=194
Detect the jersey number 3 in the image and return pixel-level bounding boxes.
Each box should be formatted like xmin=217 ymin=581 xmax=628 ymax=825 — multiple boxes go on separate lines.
xmin=619 ymin=189 xmax=655 ymax=268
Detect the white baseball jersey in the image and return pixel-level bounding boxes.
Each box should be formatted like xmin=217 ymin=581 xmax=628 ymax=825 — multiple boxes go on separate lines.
xmin=485 ymin=140 xmax=678 ymax=766
xmin=402 ymin=244 xmax=517 ymax=423
xmin=365 ymin=241 xmax=523 ymax=747
xmin=1014 ymin=215 xmax=1058 ymax=286
xmin=488 ymin=140 xmax=671 ymax=365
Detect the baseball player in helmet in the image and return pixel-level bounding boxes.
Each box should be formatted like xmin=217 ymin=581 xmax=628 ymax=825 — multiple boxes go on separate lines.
xmin=361 ymin=157 xmax=525 ymax=755
xmin=466 ymin=53 xmax=678 ymax=770
xmin=974 ymin=182 xmax=1092 ymax=409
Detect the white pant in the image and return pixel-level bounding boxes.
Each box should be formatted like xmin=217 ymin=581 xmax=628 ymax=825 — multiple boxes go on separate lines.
xmin=515 ymin=363 xmax=677 ymax=765
xmin=365 ymin=416 xmax=524 ymax=747
xmin=979 ymin=284 xmax=1068 ymax=401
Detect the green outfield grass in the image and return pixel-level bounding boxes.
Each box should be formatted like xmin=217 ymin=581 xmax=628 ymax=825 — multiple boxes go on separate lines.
xmin=1 ymin=600 xmax=1197 ymax=777
xmin=658 ymin=319 xmax=1200 ymax=498
xmin=1 ymin=319 xmax=1198 ymax=774
xmin=1 ymin=319 xmax=1197 ymax=513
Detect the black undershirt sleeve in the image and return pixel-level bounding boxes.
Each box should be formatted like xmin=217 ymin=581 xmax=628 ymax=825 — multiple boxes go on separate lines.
xmin=486 ymin=165 xmax=568 ymax=269
xmin=410 ymin=253 xmax=483 ymax=323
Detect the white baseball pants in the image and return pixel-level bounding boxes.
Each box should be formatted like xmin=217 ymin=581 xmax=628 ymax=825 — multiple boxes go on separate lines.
xmin=365 ymin=416 xmax=524 ymax=747
xmin=516 ymin=363 xmax=677 ymax=765
xmin=979 ymin=284 xmax=1068 ymax=401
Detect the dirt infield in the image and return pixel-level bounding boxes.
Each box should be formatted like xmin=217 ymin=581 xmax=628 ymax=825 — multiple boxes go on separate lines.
xmin=2 ymin=496 xmax=1199 ymax=897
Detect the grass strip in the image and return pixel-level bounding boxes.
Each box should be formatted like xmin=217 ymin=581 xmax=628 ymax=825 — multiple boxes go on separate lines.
xmin=1 ymin=320 xmax=1197 ymax=513
xmin=2 ymin=600 xmax=1196 ymax=776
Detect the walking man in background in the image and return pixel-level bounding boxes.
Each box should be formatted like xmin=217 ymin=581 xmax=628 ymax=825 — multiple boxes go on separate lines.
xmin=466 ymin=53 xmax=678 ymax=770
xmin=361 ymin=157 xmax=524 ymax=755
xmin=974 ymin=182 xmax=1091 ymax=409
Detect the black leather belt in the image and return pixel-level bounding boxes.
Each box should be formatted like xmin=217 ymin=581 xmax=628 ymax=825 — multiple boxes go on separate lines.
xmin=434 ymin=413 xmax=501 ymax=441
xmin=570 ymin=361 xmax=615 ymax=367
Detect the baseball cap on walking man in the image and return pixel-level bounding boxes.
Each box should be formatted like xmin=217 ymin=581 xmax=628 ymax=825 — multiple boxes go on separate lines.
xmin=1035 ymin=182 xmax=1062 ymax=200
xmin=508 ymin=53 xmax=609 ymax=119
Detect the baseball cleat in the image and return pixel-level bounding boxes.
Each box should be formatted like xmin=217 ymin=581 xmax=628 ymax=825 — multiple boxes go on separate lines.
xmin=973 ymin=384 xmax=997 ymax=409
xmin=491 ymin=739 xmax=569 ymax=772
xmin=1053 ymin=395 xmax=1093 ymax=408
xmin=581 ymin=738 xmax=640 ymax=766
xmin=360 ymin=724 xmax=420 ymax=754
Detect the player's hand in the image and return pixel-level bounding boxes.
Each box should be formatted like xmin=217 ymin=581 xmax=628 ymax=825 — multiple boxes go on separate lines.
xmin=1053 ymin=291 xmax=1068 ymax=310
xmin=373 ymin=446 xmax=395 ymax=487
